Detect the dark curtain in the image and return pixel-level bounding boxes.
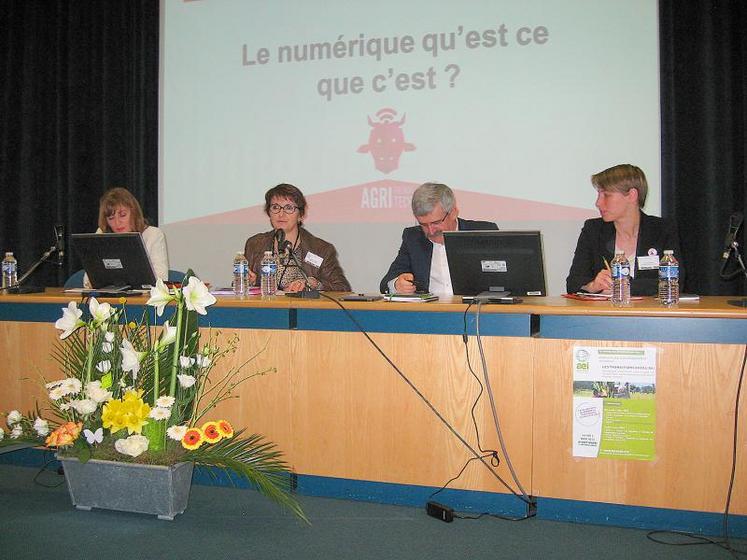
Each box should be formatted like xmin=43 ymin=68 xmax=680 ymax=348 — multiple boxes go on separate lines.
xmin=0 ymin=1 xmax=158 ymax=287
xmin=660 ymin=0 xmax=747 ymax=295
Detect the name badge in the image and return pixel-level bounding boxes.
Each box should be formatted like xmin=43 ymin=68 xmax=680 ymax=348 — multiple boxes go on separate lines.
xmin=304 ymin=251 xmax=323 ymax=268
xmin=637 ymin=255 xmax=659 ymax=270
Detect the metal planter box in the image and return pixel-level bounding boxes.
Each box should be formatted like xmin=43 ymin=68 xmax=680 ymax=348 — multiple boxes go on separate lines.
xmin=57 ymin=456 xmax=194 ymax=520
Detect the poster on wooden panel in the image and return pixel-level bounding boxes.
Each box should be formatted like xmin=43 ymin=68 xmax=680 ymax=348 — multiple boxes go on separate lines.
xmin=572 ymin=347 xmax=656 ymax=460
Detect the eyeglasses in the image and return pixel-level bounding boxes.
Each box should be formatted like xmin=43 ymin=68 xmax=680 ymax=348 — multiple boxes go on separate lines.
xmin=269 ymin=203 xmax=299 ymax=215
xmin=417 ymin=209 xmax=450 ymax=230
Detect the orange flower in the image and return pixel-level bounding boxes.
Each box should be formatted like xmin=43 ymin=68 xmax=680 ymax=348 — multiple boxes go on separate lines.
xmin=45 ymin=421 xmax=83 ymax=448
xmin=181 ymin=427 xmax=204 ymax=450
xmin=201 ymin=421 xmax=222 ymax=443
xmin=216 ymin=420 xmax=234 ymax=439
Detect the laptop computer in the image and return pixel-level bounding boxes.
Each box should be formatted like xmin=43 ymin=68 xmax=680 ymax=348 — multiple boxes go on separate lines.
xmin=71 ymin=232 xmax=157 ymax=291
xmin=443 ymin=230 xmax=547 ymax=301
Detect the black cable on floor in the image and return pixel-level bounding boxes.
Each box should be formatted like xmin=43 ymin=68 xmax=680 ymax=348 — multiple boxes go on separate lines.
xmin=646 ymin=343 xmax=747 ymax=558
xmin=423 ymin=301 xmax=533 ymax=520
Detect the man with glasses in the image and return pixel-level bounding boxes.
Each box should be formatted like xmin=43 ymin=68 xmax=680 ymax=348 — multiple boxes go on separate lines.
xmin=379 ymin=182 xmax=498 ymax=295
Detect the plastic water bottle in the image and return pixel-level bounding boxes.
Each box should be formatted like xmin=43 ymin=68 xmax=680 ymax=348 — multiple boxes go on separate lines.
xmin=2 ymin=252 xmax=18 ymax=289
xmin=658 ymin=250 xmax=679 ymax=306
xmin=232 ymin=252 xmax=249 ymax=296
xmin=610 ymin=250 xmax=631 ymax=306
xmin=260 ymin=251 xmax=278 ymax=296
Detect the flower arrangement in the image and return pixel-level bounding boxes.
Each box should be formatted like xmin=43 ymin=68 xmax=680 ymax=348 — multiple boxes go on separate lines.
xmin=0 ymin=274 xmax=305 ymax=521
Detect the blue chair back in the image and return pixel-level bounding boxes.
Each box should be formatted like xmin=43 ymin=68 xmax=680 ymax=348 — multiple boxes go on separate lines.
xmin=168 ymin=270 xmax=187 ymax=283
xmin=64 ymin=269 xmax=86 ymax=289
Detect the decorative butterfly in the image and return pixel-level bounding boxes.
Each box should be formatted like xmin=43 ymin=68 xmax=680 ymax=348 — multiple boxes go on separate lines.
xmin=83 ymin=427 xmax=104 ymax=445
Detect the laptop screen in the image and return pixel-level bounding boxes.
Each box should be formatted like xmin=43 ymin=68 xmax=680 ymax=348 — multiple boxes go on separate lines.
xmin=443 ymin=230 xmax=547 ymax=297
xmin=71 ymin=232 xmax=157 ymax=289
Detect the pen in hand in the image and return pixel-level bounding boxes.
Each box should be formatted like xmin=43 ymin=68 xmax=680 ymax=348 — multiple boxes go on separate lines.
xmin=603 ymin=257 xmax=611 ymax=271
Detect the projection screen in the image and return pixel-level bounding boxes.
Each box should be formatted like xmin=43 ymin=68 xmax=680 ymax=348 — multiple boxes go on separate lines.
xmin=159 ymin=0 xmax=660 ymax=294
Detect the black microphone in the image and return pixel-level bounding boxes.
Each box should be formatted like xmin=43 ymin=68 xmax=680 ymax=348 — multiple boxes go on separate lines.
xmin=55 ymin=224 xmax=65 ymax=267
xmin=274 ymin=229 xmax=286 ymax=255
xmin=721 ymin=212 xmax=743 ymax=261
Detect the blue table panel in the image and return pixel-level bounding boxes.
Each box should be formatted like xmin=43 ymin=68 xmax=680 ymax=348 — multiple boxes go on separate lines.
xmin=295 ymin=308 xmax=532 ymax=336
xmin=540 ymin=315 xmax=747 ymax=344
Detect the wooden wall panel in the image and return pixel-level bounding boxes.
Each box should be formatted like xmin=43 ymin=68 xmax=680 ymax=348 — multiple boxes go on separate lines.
xmin=531 ymin=339 xmax=747 ymax=514
xmin=1 ymin=306 xmax=743 ymax=516
xmin=0 ymin=323 xmax=59 ymax=414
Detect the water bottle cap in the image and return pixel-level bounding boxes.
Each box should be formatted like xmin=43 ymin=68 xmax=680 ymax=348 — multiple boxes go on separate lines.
xmin=5 ymin=252 xmax=12 ymax=257
xmin=263 ymin=250 xmax=272 ymax=256
xmin=614 ymin=249 xmax=624 ymax=255
xmin=663 ymin=249 xmax=673 ymax=255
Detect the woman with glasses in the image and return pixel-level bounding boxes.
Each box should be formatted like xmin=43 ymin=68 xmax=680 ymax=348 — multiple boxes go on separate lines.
xmin=243 ymin=183 xmax=351 ymax=292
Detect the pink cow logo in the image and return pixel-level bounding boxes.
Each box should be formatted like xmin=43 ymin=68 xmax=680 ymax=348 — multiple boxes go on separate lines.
xmin=357 ymin=108 xmax=415 ymax=174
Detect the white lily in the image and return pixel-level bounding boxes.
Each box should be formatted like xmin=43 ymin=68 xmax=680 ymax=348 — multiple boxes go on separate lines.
xmin=6 ymin=410 xmax=22 ymax=425
xmin=89 ymin=297 xmax=113 ymax=325
xmin=54 ymin=301 xmax=84 ymax=339
xmin=146 ymin=279 xmax=174 ymax=317
xmin=120 ymin=339 xmax=145 ymax=379
xmin=183 ymin=276 xmax=216 ymax=315
xmin=156 ymin=321 xmax=177 ymax=350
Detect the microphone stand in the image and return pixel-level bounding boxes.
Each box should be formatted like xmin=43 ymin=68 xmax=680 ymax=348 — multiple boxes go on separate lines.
xmin=0 ymin=242 xmax=60 ymax=294
xmin=720 ymin=240 xmax=747 ymax=308
xmin=280 ymin=241 xmax=320 ymax=299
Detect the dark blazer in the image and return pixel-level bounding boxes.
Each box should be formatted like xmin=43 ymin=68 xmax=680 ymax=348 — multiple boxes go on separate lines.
xmin=379 ymin=217 xmax=498 ymax=293
xmin=565 ymin=212 xmax=684 ymax=296
xmin=244 ymin=228 xmax=351 ymax=291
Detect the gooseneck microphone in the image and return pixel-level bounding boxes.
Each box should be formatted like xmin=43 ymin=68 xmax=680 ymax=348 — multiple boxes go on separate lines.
xmin=55 ymin=224 xmax=65 ymax=267
xmin=721 ymin=212 xmax=744 ymax=262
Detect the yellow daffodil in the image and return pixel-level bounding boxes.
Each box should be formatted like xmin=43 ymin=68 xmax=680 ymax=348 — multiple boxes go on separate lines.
xmin=101 ymin=390 xmax=151 ymax=435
